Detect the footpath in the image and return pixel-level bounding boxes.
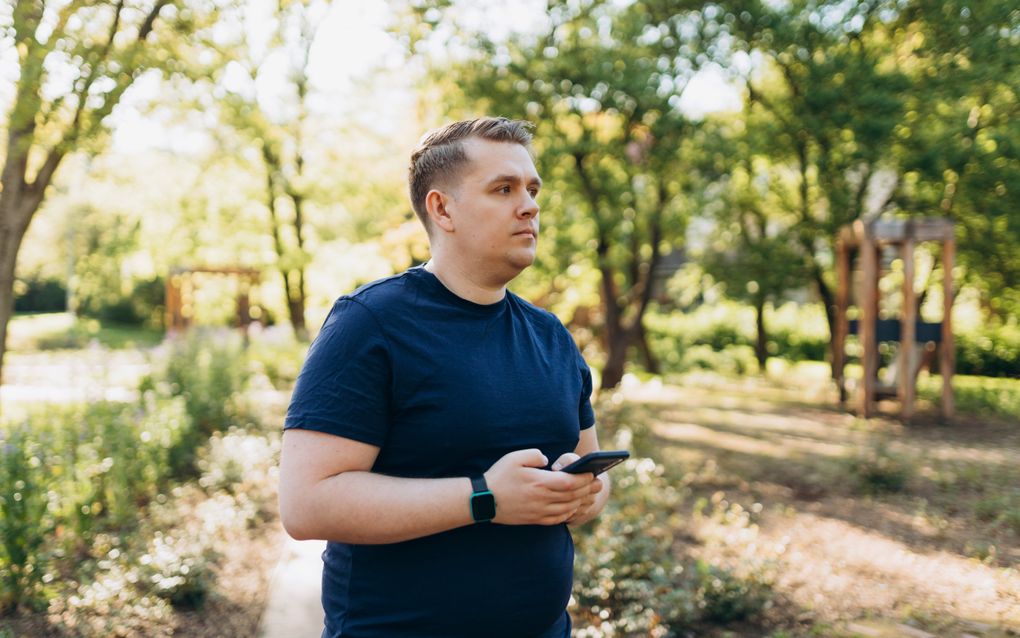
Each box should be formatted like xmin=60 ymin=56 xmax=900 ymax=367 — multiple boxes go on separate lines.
xmin=257 ymin=531 xmax=327 ymax=638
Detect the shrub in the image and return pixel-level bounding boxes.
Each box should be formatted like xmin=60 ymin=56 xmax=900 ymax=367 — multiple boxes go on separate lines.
xmin=690 ymin=559 xmax=773 ymax=624
xmin=682 ymin=345 xmax=759 ymax=376
xmin=645 ymin=302 xmax=831 ymax=378
xmin=951 ymin=323 xmax=1020 ymax=378
xmin=571 ymin=450 xmax=775 ymax=637
xmin=847 ymin=445 xmax=911 ymax=496
xmin=246 ymin=328 xmax=307 ymax=389
xmin=140 ymin=329 xmax=252 ymax=476
xmin=0 ymin=398 xmax=192 ymax=614
xmin=197 ymin=428 xmax=280 ymax=526
xmin=13 ymin=278 xmax=67 ymax=313
xmin=140 ymin=532 xmax=213 ymax=610
xmin=0 ymin=424 xmax=53 ymax=614
xmin=53 ymin=560 xmax=175 ymax=638
xmin=80 ymin=276 xmax=166 ymax=328
xmin=917 ymin=374 xmax=1020 ymax=421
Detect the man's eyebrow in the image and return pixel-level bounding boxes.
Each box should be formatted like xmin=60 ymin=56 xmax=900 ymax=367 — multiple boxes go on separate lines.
xmin=488 ymin=174 xmax=543 ymax=188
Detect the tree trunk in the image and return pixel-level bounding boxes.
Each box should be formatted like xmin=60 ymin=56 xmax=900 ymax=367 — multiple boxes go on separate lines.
xmin=0 ymin=195 xmax=39 ymax=392
xmin=754 ymin=295 xmax=768 ymax=372
xmin=287 ymin=274 xmax=307 ymax=340
xmin=601 ymin=328 xmax=631 ymax=390
xmin=637 ymin=320 xmax=660 ymax=375
xmin=288 ymin=194 xmax=308 ymax=341
xmin=0 ymin=125 xmax=61 ymax=397
xmin=814 ymin=268 xmax=839 ymax=380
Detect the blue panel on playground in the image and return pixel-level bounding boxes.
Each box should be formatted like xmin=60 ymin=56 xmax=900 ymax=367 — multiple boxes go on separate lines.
xmin=848 ymin=319 xmax=942 ymax=343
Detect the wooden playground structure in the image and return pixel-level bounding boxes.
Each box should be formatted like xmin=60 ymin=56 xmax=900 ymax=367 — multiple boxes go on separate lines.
xmin=164 ymin=267 xmax=261 ymax=334
xmin=833 ymin=218 xmax=956 ymax=421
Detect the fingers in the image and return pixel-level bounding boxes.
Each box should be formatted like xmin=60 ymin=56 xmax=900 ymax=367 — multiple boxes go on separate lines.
xmin=537 ymin=470 xmax=598 ymax=494
xmin=543 ymin=480 xmax=599 ymax=504
xmin=510 ymin=448 xmax=549 ymax=469
xmin=550 ymin=453 xmax=579 ymax=471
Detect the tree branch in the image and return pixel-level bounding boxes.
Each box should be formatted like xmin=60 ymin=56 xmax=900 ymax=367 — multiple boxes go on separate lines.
xmin=139 ymin=0 xmax=172 ymax=41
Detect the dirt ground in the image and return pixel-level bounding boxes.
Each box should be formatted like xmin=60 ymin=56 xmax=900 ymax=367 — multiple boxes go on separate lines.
xmin=614 ymin=372 xmax=1020 ymax=637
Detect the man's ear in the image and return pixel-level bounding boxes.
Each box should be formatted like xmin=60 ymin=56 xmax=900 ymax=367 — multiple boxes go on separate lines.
xmin=424 ymin=188 xmax=456 ymax=233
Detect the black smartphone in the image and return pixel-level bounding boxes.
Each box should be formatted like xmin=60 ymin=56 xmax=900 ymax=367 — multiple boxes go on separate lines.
xmin=558 ymin=450 xmax=630 ymax=476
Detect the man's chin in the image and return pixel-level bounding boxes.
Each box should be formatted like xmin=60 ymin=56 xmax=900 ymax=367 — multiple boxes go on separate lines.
xmin=507 ymin=251 xmax=536 ymax=272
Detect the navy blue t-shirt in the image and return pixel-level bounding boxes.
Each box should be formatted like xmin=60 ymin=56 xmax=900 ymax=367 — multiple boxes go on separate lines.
xmin=284 ymin=265 xmax=596 ymax=638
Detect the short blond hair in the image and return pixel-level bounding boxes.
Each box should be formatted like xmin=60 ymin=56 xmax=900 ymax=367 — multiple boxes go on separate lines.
xmin=408 ymin=117 xmax=534 ymax=232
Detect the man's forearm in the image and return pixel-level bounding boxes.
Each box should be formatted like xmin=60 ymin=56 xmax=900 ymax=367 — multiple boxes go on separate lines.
xmin=284 ymin=471 xmax=474 ymax=544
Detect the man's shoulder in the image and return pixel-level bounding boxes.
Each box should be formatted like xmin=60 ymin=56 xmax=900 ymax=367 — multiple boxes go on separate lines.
xmin=508 ymin=291 xmax=570 ymax=332
xmin=340 ymin=268 xmax=422 ymax=311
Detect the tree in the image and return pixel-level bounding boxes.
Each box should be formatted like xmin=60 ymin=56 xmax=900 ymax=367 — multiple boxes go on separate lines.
xmin=212 ymin=0 xmax=333 ymax=340
xmin=0 ymin=0 xmax=233 ymax=387
xmin=893 ymin=1 xmax=1020 ymax=320
xmin=400 ymin=0 xmax=719 ymax=388
xmin=720 ymin=0 xmax=910 ymax=377
xmin=700 ymin=119 xmax=810 ymax=370
xmin=722 ymin=0 xmax=1020 ymax=366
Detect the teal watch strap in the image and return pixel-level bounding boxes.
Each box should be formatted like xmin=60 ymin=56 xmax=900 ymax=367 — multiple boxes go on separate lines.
xmin=469 ymin=475 xmax=496 ymax=523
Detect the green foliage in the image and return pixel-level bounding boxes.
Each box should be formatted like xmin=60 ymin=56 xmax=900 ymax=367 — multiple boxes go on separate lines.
xmin=0 ymin=398 xmax=191 ymax=614
xmin=691 ymin=558 xmax=774 ymax=625
xmin=141 ymin=532 xmax=213 ymax=610
xmin=951 ymin=323 xmax=1020 ymax=378
xmin=894 ymin=1 xmax=1020 ymax=320
xmin=140 ymin=330 xmax=252 ymax=476
xmin=247 ymin=330 xmax=308 ymax=390
xmin=572 ymin=452 xmax=774 ymax=636
xmin=69 ymin=206 xmax=164 ymax=326
xmin=683 ymin=345 xmax=760 ymax=377
xmin=918 ymin=374 xmax=1020 ymax=421
xmin=13 ymin=277 xmax=67 ymax=313
xmin=644 ymin=301 xmax=830 ymax=376
xmin=0 ymin=330 xmax=273 ymax=620
xmin=847 ymin=445 xmax=912 ymax=496
xmin=0 ymin=424 xmax=52 ymax=614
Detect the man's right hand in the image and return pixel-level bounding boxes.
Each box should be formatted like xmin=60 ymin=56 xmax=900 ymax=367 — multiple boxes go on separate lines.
xmin=483 ymin=449 xmax=600 ymax=526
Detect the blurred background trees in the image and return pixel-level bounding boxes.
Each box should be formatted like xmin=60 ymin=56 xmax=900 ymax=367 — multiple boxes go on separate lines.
xmin=0 ymin=0 xmax=237 ymax=388
xmin=2 ymin=0 xmax=1018 ymax=385
xmin=397 ymin=0 xmax=1019 ymax=387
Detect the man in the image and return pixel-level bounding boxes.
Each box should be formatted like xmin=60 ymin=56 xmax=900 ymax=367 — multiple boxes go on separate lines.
xmin=279 ymin=117 xmax=610 ymax=638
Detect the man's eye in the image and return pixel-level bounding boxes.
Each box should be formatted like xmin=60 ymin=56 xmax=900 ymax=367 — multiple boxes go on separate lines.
xmin=528 ymin=189 xmax=539 ymax=197
xmin=499 ymin=186 xmax=512 ymax=194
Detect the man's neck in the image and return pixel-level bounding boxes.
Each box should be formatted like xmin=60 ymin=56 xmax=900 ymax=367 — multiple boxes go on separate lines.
xmin=424 ymin=256 xmax=509 ymax=305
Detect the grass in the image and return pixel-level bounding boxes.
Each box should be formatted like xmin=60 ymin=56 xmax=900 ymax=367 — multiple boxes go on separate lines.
xmin=918 ymin=373 xmax=1020 ymax=421
xmin=6 ymin=312 xmax=163 ymax=352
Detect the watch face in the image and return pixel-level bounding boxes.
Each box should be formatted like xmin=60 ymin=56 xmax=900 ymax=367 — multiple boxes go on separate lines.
xmin=471 ymin=491 xmax=496 ymax=521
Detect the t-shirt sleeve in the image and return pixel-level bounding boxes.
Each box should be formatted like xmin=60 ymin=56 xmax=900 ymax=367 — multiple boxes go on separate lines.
xmin=283 ymin=298 xmax=391 ymax=446
xmin=576 ymin=348 xmax=596 ymax=431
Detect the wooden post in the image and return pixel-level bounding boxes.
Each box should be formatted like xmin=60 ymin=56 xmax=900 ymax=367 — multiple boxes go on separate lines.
xmin=859 ymin=235 xmax=878 ymax=418
xmin=900 ymin=239 xmax=916 ymax=421
xmin=835 ymin=237 xmax=850 ymax=404
xmin=941 ymin=238 xmax=955 ymax=418
xmin=165 ymin=274 xmax=183 ymax=334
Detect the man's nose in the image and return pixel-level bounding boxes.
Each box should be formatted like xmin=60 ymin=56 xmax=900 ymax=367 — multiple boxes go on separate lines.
xmin=518 ymin=194 xmax=539 ymax=218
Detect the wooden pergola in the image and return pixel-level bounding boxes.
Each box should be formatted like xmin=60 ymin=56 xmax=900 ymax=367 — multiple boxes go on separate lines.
xmin=834 ymin=218 xmax=956 ymax=420
xmin=165 ymin=267 xmax=261 ymax=334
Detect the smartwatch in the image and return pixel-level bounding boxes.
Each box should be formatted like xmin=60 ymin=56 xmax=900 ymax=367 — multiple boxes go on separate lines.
xmin=469 ymin=475 xmax=496 ymax=523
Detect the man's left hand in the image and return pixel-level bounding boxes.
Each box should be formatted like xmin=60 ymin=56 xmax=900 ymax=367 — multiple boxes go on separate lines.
xmin=550 ymin=453 xmax=605 ymax=526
